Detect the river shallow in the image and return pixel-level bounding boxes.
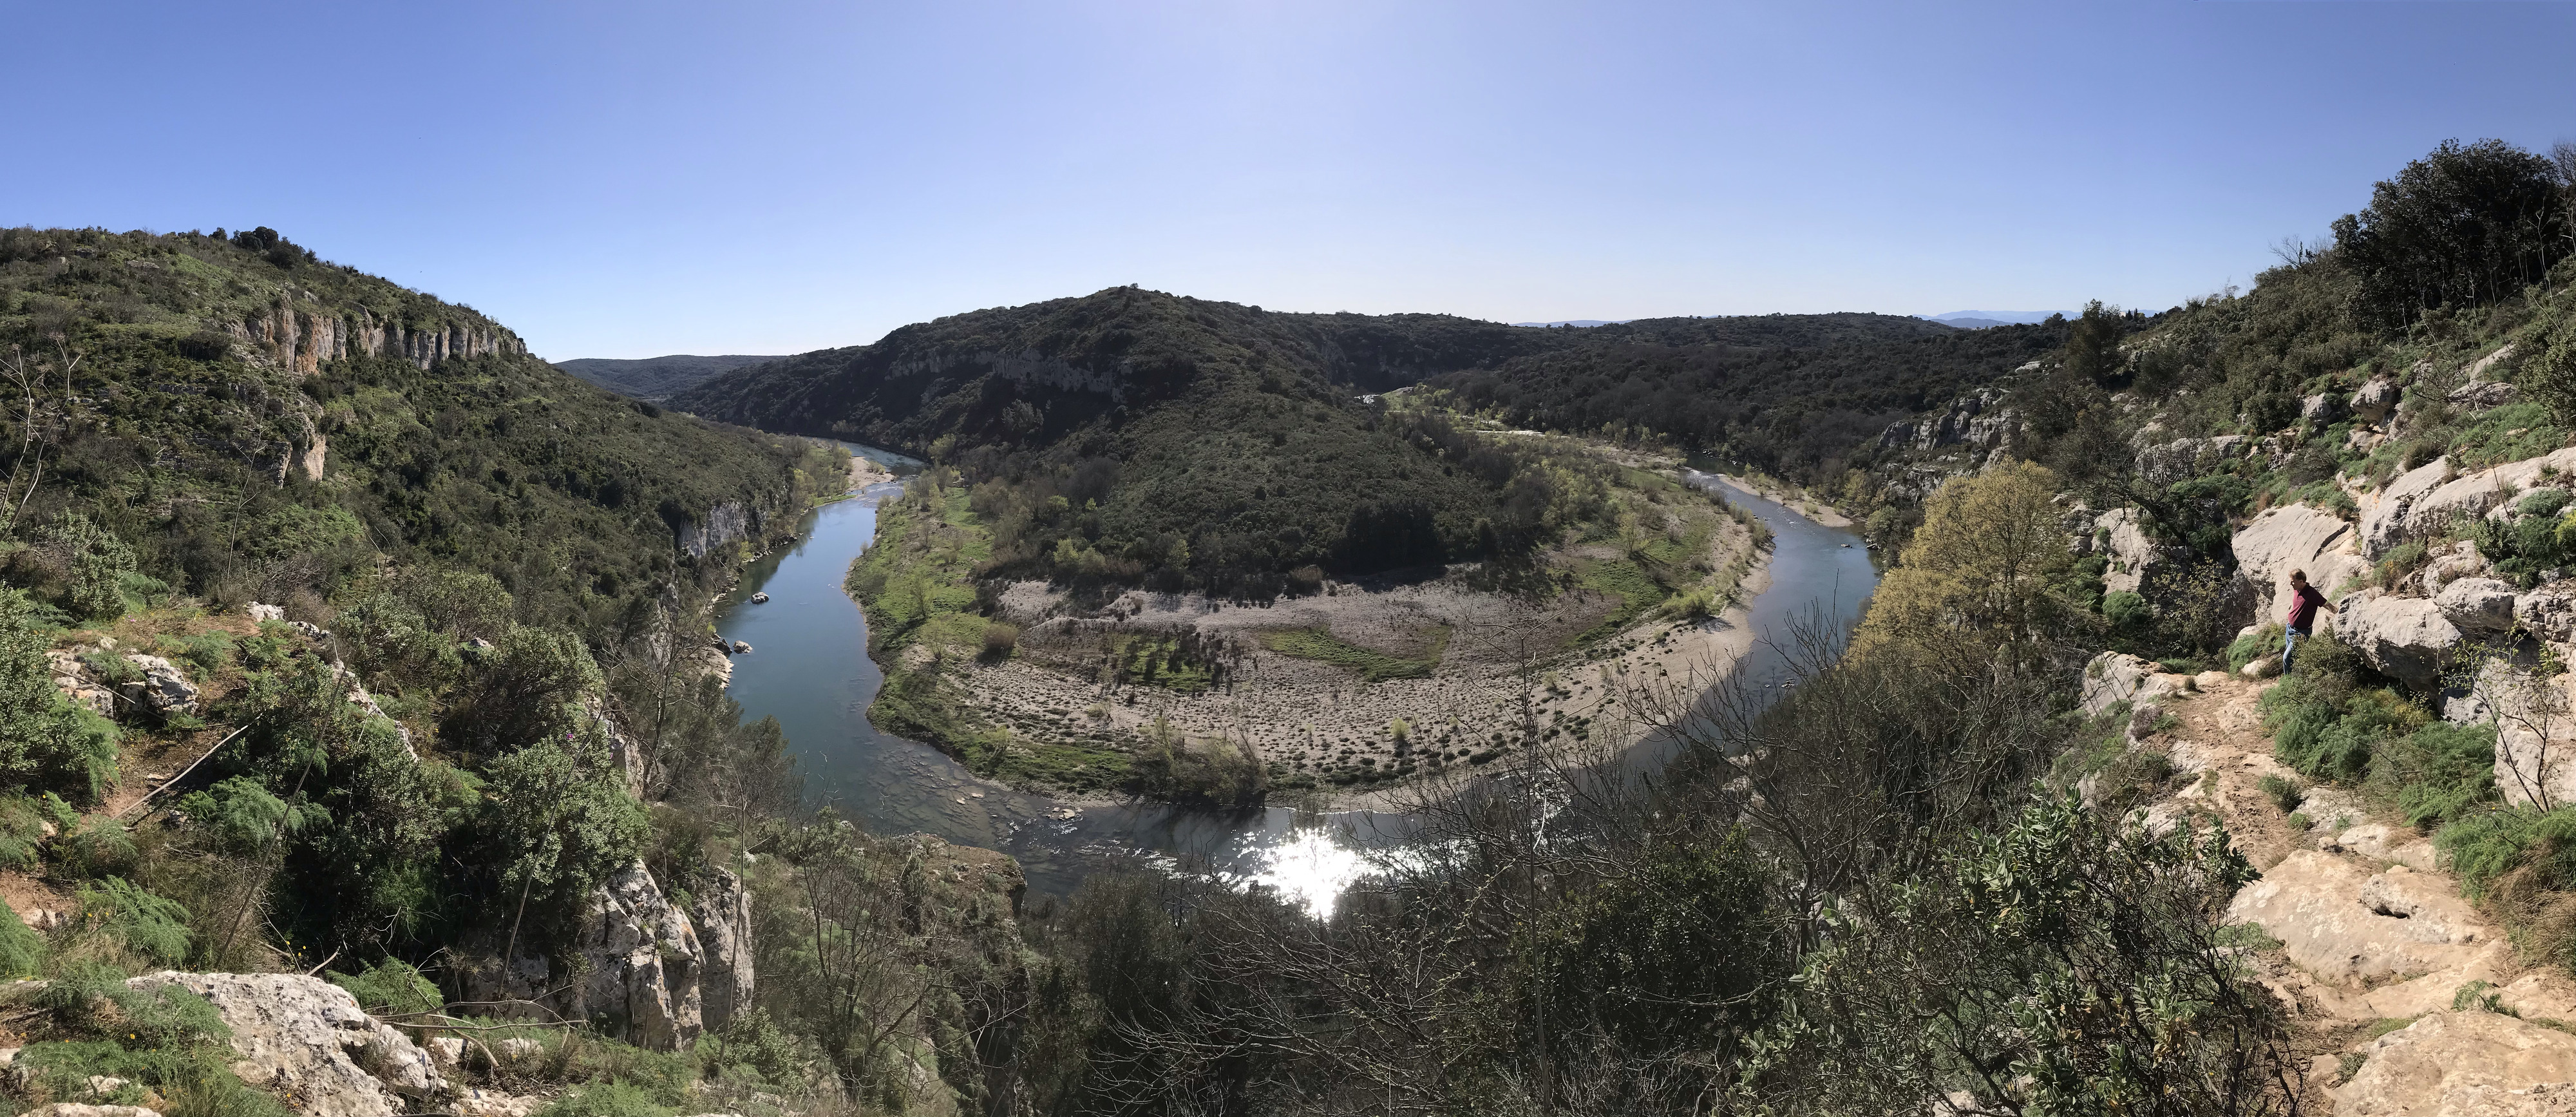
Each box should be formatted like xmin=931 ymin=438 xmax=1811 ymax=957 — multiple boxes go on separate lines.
xmin=712 ymin=453 xmax=1876 ymax=906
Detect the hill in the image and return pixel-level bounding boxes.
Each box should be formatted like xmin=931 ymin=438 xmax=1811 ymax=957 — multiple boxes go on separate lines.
xmin=554 ymin=353 xmax=786 ymax=399
xmin=672 ymin=291 xmax=1955 ymax=593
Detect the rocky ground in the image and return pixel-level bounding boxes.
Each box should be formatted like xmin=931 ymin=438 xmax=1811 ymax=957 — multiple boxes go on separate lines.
xmin=2094 ymin=658 xmax=2576 ymax=1115
xmin=952 ymin=519 xmax=1768 ymax=800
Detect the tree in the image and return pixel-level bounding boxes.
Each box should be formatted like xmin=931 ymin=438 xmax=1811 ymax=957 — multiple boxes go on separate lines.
xmin=481 ymin=730 xmax=649 ymax=962
xmin=41 ymin=511 xmax=138 ymax=622
xmin=2063 ymin=300 xmax=2128 ymax=385
xmin=2333 ymin=138 xmax=2569 ymax=332
xmin=1855 ymin=461 xmax=2078 ymax=662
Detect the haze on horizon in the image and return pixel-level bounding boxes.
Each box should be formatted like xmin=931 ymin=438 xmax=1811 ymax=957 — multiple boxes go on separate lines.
xmin=9 ymin=1 xmax=2574 ymax=359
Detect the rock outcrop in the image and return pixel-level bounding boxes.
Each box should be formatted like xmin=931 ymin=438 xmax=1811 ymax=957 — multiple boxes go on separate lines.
xmin=2095 ymin=508 xmax=2177 ymax=595
xmin=470 ymin=861 xmax=708 ymax=1050
xmin=2080 ymin=651 xmax=2175 ymax=718
xmin=688 ymin=868 xmax=756 ymax=1032
xmin=2226 ymin=853 xmax=2490 ymax=984
xmin=676 ymin=502 xmax=756 ymax=560
xmin=2434 ymin=576 xmax=2519 ymax=635
xmin=2230 ymin=503 xmax=2369 ymax=624
xmin=2352 ymin=376 xmax=2400 ymax=422
xmin=227 ymin=293 xmax=524 ymax=376
xmin=2133 ymin=434 xmax=2248 ymax=486
xmin=117 ymin=654 xmax=200 ymax=716
xmin=2334 ymin=1011 xmax=2576 ymax=1117
xmin=127 ymin=971 xmax=446 ymax=1117
xmin=2363 ymin=449 xmax=2576 ymax=558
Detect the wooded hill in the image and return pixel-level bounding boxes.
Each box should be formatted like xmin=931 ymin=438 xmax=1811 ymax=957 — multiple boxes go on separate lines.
xmin=672 ymin=289 xmax=1984 ymax=595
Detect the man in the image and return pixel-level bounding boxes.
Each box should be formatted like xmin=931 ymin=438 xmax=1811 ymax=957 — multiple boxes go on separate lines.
xmin=2282 ymin=569 xmax=2333 ymax=674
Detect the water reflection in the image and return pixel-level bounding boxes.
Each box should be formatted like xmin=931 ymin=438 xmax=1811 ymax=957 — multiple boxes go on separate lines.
xmin=712 ymin=452 xmax=1875 ymax=914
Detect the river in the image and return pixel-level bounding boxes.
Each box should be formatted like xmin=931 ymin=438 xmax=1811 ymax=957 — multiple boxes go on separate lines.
xmin=712 ymin=450 xmax=1877 ymax=907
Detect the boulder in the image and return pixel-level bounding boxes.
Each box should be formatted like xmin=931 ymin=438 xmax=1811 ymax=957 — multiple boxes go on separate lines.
xmin=2420 ymin=542 xmax=2491 ymax=597
xmin=2334 ymin=591 xmax=2463 ymax=691
xmin=2301 ymin=392 xmax=2349 ymax=427
xmin=246 ymin=602 xmax=285 ymax=623
xmin=117 ymin=654 xmax=198 ymax=716
xmin=2450 ymin=379 xmax=2521 ymax=409
xmin=2230 ymin=504 xmax=2369 ymax=626
xmin=2224 ymin=852 xmax=2492 ymax=983
xmin=2334 ymin=1010 xmax=2576 ymax=1117
xmin=2080 ymin=652 xmax=2175 ymax=718
xmin=2353 ymin=376 xmax=2401 ymax=422
xmin=2459 ymin=657 xmax=2576 ymax=809
xmin=126 ymin=971 xmax=447 ymax=1117
xmin=2525 ymin=590 xmax=2576 ymax=644
xmin=2434 ymin=577 xmax=2519 ymax=635
xmin=689 ymin=868 xmax=756 ymax=1033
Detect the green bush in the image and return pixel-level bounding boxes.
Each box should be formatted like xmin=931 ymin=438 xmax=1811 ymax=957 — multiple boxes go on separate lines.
xmin=2101 ymin=590 xmax=2151 ymax=631
xmin=2225 ymin=624 xmax=2285 ymax=672
xmin=0 ymin=587 xmax=122 ymax=804
xmin=2373 ymin=721 xmax=2499 ymax=829
xmin=327 ymin=959 xmax=442 ymax=1016
xmin=0 ymin=895 xmax=46 ymax=978
xmin=2257 ymin=774 xmax=2305 ymax=814
xmin=2439 ymin=807 xmax=2576 ymax=899
xmin=74 ymin=877 xmax=193 ymax=968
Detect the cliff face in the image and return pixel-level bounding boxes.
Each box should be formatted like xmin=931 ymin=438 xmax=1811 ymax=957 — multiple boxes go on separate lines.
xmin=228 ymin=291 xmax=525 ymax=376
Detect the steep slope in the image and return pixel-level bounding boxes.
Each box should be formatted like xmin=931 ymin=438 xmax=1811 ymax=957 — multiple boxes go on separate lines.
xmin=554 ymin=353 xmax=786 ymax=399
xmin=0 ymin=225 xmax=837 ymax=631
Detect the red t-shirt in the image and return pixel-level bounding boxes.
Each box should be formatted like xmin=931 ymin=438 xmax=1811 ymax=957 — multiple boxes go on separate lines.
xmin=2285 ymin=584 xmax=2327 ymax=632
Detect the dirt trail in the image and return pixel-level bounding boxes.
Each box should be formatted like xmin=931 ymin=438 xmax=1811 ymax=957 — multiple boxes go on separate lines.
xmin=2143 ymin=673 xmax=2576 ymax=1112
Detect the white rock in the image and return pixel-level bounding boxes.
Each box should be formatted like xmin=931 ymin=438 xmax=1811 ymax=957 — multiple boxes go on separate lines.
xmin=125 ymin=971 xmax=447 ymax=1117
xmin=688 ymin=868 xmax=755 ymax=1033
xmin=2364 ymin=448 xmax=2576 ymax=558
xmin=2224 ymin=852 xmax=2490 ymax=982
xmin=2302 ymin=392 xmax=2349 ymax=426
xmin=22 ymin=1106 xmax=164 ymax=1117
xmin=469 ymin=861 xmax=706 ymax=1051
xmin=426 ymin=1036 xmax=464 ymax=1066
xmin=2096 ymin=508 xmax=2175 ymax=596
xmin=2080 ymin=652 xmax=2175 ymax=718
xmin=2434 ymin=577 xmax=2519 ymax=635
xmin=246 ymin=602 xmax=285 ymax=623
xmin=2333 ymin=591 xmax=2463 ymax=691
xmin=2353 ymin=376 xmax=2400 ymax=421
xmin=118 ymin=654 xmax=200 ymax=715
xmin=2230 ymin=504 xmax=2368 ymax=627
xmin=2334 ymin=1009 xmax=2576 ymax=1117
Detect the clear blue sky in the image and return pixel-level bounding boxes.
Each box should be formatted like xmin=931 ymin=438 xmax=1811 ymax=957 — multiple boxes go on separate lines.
xmin=9 ymin=1 xmax=2574 ymax=359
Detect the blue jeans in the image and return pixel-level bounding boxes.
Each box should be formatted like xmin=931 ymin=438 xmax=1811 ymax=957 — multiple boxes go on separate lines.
xmin=2283 ymin=627 xmax=2309 ymax=674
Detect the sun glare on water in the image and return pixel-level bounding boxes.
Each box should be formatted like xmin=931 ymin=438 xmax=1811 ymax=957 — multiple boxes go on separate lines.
xmin=1247 ymin=828 xmax=1372 ymax=919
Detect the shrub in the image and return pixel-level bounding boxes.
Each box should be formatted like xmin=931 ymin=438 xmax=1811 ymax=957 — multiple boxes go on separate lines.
xmin=2373 ymin=721 xmax=2499 ymax=829
xmin=981 ymin=622 xmax=1019 ymax=660
xmin=2226 ymin=624 xmax=2286 ymax=672
xmin=0 ymin=895 xmax=45 ymax=978
xmin=327 ymin=959 xmax=442 ymax=1017
xmin=0 ymin=587 xmax=122 ymax=803
xmin=2439 ymin=807 xmax=2576 ymax=900
xmin=533 ymin=1080 xmax=677 ymax=1117
xmin=2258 ymin=774 xmax=2305 ymax=814
xmin=74 ymin=877 xmax=192 ymax=968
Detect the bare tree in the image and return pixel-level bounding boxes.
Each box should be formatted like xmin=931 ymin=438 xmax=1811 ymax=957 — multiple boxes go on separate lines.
xmin=0 ymin=334 xmax=79 ymax=537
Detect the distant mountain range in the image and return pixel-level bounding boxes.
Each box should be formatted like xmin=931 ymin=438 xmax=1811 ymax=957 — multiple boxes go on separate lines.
xmin=554 ymin=354 xmax=786 ymax=398
xmin=1512 ymin=319 xmax=1629 ymax=328
xmin=1929 ymin=310 xmax=2063 ymax=329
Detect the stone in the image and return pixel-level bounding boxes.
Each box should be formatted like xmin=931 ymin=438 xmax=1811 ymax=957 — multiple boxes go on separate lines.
xmin=2519 ymin=589 xmax=2576 ymax=644
xmin=2333 ymin=823 xmax=2440 ymax=872
xmin=2334 ymin=1010 xmax=2576 ymax=1117
xmin=2333 ymin=591 xmax=2463 ymax=691
xmin=2230 ymin=503 xmax=2369 ymax=627
xmin=457 ymin=1088 xmax=545 ymax=1117
xmin=2224 ymin=852 xmax=2491 ymax=983
xmin=426 ymin=1036 xmax=464 ymax=1066
xmin=495 ymin=1038 xmax=543 ymax=1062
xmin=2353 ymin=376 xmax=2401 ymax=422
xmin=750 ymin=592 xmax=769 ymax=604
xmin=2420 ymin=542 xmax=2491 ymax=597
xmin=2080 ymin=652 xmax=2175 ymax=718
xmin=116 ymin=654 xmax=200 ymax=716
xmin=246 ymin=602 xmax=285 ymax=623
xmin=688 ymin=868 xmax=755 ymax=1033
xmin=2302 ymin=392 xmax=2349 ymax=427
xmin=2434 ymin=577 xmax=2519 ymax=635
xmin=2450 ymin=379 xmax=2521 ymax=409
xmin=2126 ymin=702 xmax=2164 ymax=742
xmin=126 ymin=971 xmax=448 ymax=1117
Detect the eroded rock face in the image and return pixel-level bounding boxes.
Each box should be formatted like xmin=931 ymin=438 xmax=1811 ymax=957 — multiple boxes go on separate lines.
xmin=2096 ymin=508 xmax=2177 ymax=595
xmin=469 ymin=861 xmax=706 ymax=1050
xmin=689 ymin=868 xmax=755 ymax=1033
xmin=2230 ymin=503 xmax=2369 ymax=625
xmin=2334 ymin=1010 xmax=2576 ymax=1117
xmin=676 ymin=502 xmax=755 ymax=560
xmin=2333 ymin=591 xmax=2463 ymax=691
xmin=126 ymin=971 xmax=446 ymax=1117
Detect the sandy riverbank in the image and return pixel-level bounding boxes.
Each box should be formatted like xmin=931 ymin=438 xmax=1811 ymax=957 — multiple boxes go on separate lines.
xmin=942 ymin=515 xmax=1771 ymax=806
xmin=1709 ymin=472 xmax=1857 ymax=528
